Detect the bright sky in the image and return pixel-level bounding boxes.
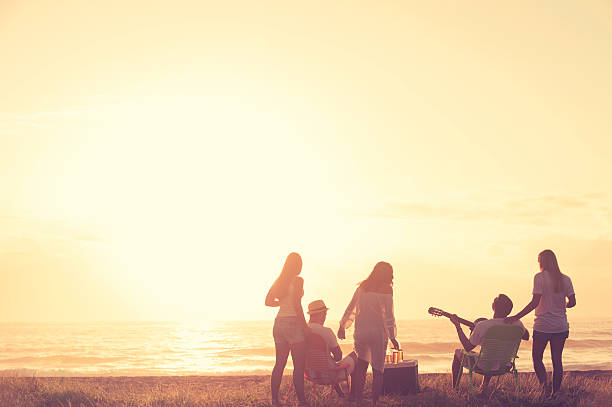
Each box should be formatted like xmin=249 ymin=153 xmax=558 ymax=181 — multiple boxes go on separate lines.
xmin=1 ymin=1 xmax=611 ymax=323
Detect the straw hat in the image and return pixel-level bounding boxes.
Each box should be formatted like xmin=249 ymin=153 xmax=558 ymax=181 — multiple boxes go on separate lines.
xmin=307 ymin=300 xmax=329 ymax=314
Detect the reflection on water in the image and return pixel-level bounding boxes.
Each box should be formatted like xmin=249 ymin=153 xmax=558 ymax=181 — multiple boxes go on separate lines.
xmin=0 ymin=319 xmax=610 ymax=376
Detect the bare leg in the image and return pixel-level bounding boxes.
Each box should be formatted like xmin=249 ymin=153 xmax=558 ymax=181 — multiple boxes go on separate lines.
xmin=481 ymin=375 xmax=492 ymax=390
xmin=452 ymin=349 xmax=463 ymax=388
xmin=290 ymin=341 xmax=308 ymax=405
xmin=372 ymin=368 xmax=384 ymax=405
xmin=550 ymin=335 xmax=567 ymax=394
xmin=532 ymin=337 xmax=549 ymax=389
xmin=332 ymin=383 xmax=345 ymax=397
xmin=271 ymin=341 xmax=290 ymax=404
xmin=349 ymin=358 xmax=369 ymax=401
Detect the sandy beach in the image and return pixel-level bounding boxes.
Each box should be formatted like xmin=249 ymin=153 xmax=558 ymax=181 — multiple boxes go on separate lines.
xmin=1 ymin=371 xmax=610 ymax=407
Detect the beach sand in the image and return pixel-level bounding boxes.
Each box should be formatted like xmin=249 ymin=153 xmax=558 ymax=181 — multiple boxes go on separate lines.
xmin=1 ymin=371 xmax=610 ymax=406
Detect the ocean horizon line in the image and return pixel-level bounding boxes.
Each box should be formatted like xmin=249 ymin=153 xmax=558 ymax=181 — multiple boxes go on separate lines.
xmin=2 ymin=316 xmax=611 ymax=324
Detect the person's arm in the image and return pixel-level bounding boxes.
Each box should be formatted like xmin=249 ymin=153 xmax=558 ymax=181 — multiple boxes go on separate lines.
xmin=265 ymin=288 xmax=280 ymax=307
xmin=505 ymin=294 xmax=542 ymax=323
xmin=566 ymin=294 xmax=576 ymax=308
xmin=330 ymin=345 xmax=342 ymax=362
xmin=338 ymin=288 xmax=360 ymax=339
xmin=292 ymin=277 xmax=309 ymax=332
xmin=450 ymin=314 xmax=475 ymax=352
xmin=381 ymin=289 xmax=399 ymax=349
xmin=521 ymin=327 xmax=530 ymax=341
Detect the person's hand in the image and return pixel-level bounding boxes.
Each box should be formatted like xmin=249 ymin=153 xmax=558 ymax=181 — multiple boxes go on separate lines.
xmin=449 ymin=314 xmax=461 ymax=327
xmin=504 ymin=315 xmax=519 ymax=324
xmin=337 ymin=327 xmax=346 ymax=340
xmin=390 ymin=338 xmax=400 ymax=350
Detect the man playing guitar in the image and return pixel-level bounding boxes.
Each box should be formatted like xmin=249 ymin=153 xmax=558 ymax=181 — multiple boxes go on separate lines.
xmin=430 ymin=294 xmax=529 ymax=392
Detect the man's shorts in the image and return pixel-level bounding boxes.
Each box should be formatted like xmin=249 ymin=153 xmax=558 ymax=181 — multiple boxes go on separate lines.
xmin=335 ymin=351 xmax=357 ymax=380
xmin=454 ymin=348 xmax=477 ymax=369
xmin=306 ymin=352 xmax=357 ymax=384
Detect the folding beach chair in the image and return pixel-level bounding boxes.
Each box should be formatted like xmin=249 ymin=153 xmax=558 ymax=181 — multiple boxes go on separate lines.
xmin=304 ymin=333 xmax=351 ymax=396
xmin=457 ymin=324 xmax=524 ymax=397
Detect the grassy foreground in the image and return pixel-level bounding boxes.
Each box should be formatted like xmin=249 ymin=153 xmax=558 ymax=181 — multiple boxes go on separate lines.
xmin=0 ymin=372 xmax=610 ymax=407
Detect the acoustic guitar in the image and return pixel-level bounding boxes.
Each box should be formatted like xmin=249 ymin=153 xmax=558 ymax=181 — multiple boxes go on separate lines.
xmin=427 ymin=307 xmax=485 ymax=330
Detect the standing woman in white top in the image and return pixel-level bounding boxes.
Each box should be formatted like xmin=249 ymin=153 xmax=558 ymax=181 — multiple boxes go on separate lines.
xmin=265 ymin=252 xmax=310 ymax=407
xmin=506 ymin=250 xmax=576 ymax=395
xmin=337 ymin=261 xmax=400 ymax=405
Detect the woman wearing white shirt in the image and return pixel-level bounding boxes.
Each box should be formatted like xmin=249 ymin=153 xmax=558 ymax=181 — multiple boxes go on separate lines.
xmin=338 ymin=262 xmax=399 ymax=405
xmin=506 ymin=250 xmax=576 ymax=395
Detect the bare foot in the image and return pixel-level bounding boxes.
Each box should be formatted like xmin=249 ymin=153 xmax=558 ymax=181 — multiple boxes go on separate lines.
xmin=550 ymin=390 xmax=566 ymax=401
xmin=540 ymin=382 xmax=552 ymax=399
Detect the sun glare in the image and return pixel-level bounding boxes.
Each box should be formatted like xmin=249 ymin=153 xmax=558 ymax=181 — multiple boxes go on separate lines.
xmin=28 ymin=92 xmax=359 ymax=320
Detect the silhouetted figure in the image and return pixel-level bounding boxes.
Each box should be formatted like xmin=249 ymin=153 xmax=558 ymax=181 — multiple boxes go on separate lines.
xmin=338 ymin=261 xmax=399 ymax=406
xmin=265 ymin=252 xmax=310 ymax=407
xmin=506 ymin=249 xmax=576 ymax=396
xmin=449 ymin=294 xmax=529 ymax=392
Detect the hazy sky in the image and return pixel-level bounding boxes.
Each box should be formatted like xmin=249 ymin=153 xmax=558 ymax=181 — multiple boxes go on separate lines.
xmin=1 ymin=1 xmax=611 ymax=322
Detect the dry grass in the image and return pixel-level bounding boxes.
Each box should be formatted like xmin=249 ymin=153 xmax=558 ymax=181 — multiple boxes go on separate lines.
xmin=0 ymin=372 xmax=610 ymax=407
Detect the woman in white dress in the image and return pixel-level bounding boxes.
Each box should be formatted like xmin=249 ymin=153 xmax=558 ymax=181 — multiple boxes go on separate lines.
xmin=265 ymin=252 xmax=310 ymax=406
xmin=338 ymin=261 xmax=400 ymax=405
xmin=506 ymin=249 xmax=576 ymax=395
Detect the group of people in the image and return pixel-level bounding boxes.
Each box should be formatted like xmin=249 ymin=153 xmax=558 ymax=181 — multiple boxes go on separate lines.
xmin=265 ymin=255 xmax=397 ymax=406
xmin=265 ymin=249 xmax=576 ymax=406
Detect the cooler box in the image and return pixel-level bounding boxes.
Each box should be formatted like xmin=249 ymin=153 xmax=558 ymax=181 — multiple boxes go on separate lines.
xmin=382 ymin=359 xmax=419 ymax=395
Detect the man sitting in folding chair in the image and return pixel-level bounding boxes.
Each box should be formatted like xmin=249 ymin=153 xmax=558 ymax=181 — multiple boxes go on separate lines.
xmin=305 ymin=300 xmax=357 ymax=397
xmin=450 ymin=294 xmax=529 ymax=393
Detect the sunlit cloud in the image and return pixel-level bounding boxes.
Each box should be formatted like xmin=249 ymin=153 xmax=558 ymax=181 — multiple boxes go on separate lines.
xmin=0 ymin=109 xmax=89 ymax=133
xmin=0 ymin=215 xmax=108 ymax=246
xmin=375 ymin=193 xmax=611 ymax=230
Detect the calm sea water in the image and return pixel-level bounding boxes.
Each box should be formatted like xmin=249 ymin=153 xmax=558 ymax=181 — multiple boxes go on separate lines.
xmin=1 ymin=319 xmax=610 ymax=376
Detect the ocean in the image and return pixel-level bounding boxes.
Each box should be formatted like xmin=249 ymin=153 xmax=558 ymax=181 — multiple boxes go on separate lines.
xmin=1 ymin=319 xmax=611 ymax=376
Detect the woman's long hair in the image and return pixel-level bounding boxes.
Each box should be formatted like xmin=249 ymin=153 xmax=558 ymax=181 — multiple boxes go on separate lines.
xmin=359 ymin=261 xmax=393 ymax=292
xmin=538 ymin=249 xmax=563 ymax=293
xmin=269 ymin=252 xmax=302 ymax=300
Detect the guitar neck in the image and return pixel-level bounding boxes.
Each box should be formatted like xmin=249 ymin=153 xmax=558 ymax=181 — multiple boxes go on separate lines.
xmin=440 ymin=311 xmax=475 ymax=329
